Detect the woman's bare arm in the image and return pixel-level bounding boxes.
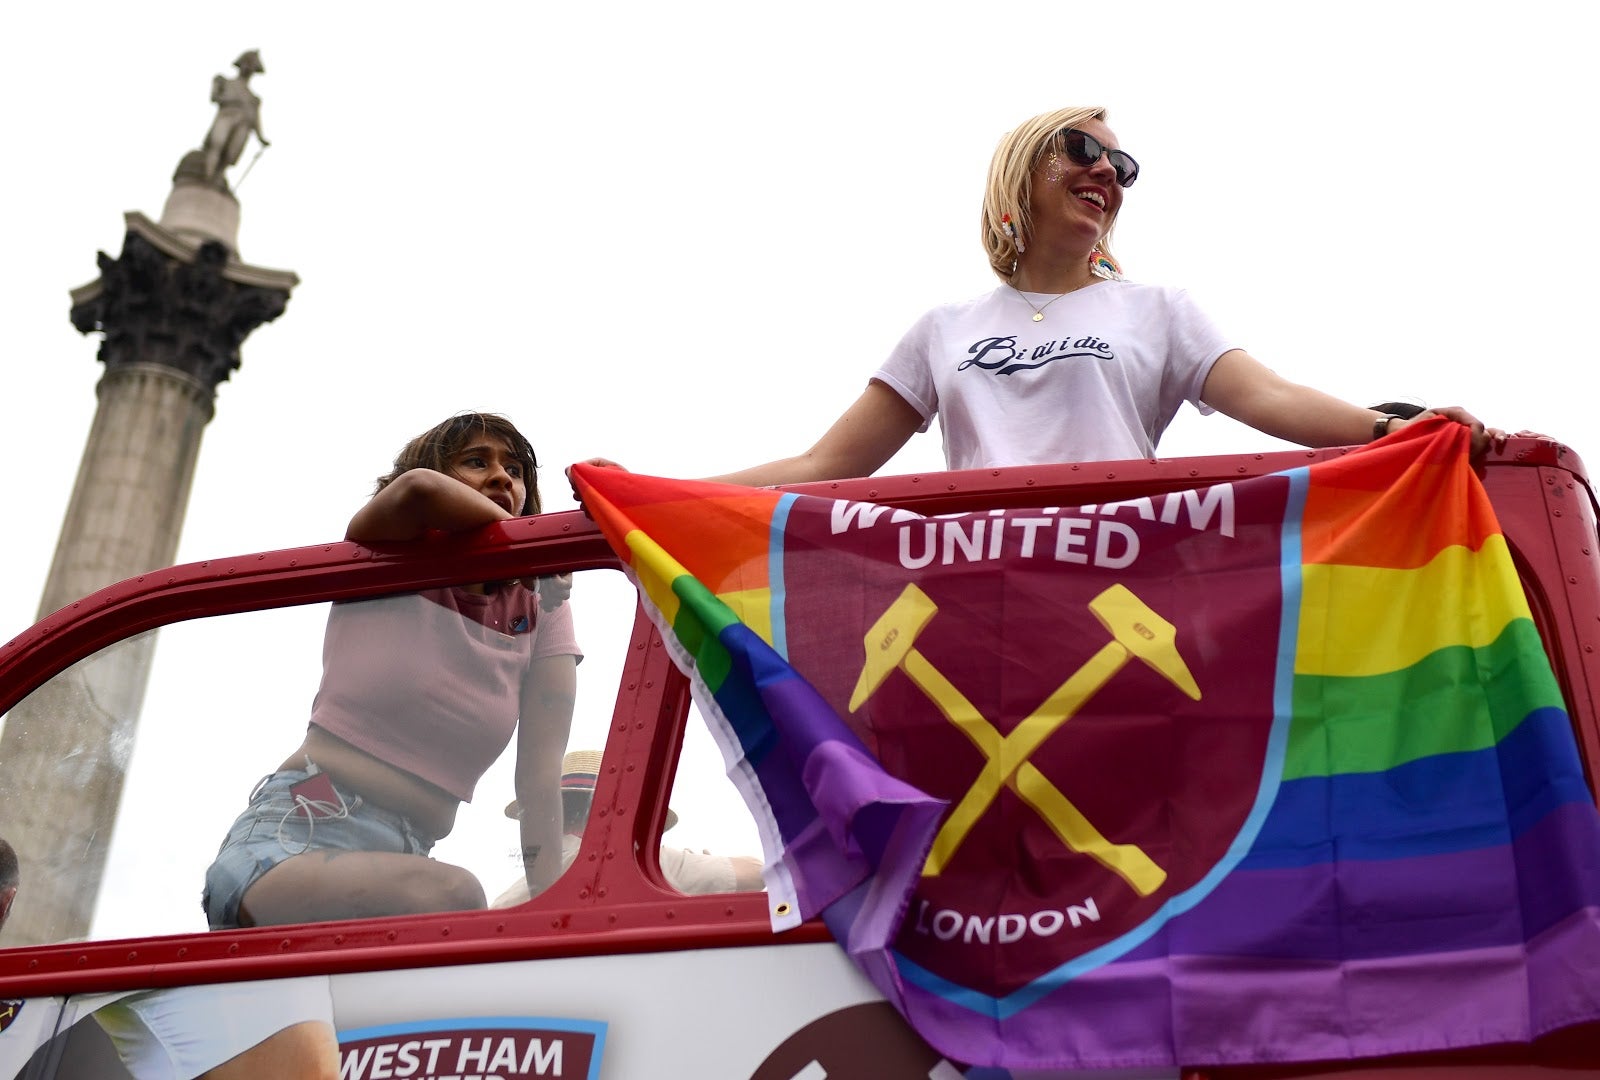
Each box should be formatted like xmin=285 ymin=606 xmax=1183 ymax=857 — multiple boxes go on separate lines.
xmin=345 ymin=470 xmax=511 ymax=543
xmin=1200 ymin=350 xmax=1498 ymax=454
xmin=514 ymin=653 xmax=578 ymax=897
xmin=569 ymin=382 xmax=923 ymax=492
xmin=705 ymin=380 xmax=925 ymax=486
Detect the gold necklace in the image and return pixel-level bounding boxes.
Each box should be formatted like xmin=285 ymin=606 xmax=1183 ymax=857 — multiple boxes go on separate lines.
xmin=1010 ymin=283 xmax=1072 ymax=322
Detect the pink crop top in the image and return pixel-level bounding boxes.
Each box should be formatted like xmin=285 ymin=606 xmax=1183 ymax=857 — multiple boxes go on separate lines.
xmin=308 ymin=585 xmax=581 ymax=801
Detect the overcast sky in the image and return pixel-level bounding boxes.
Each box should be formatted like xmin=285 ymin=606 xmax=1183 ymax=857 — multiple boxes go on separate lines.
xmin=2 ymin=1 xmax=1594 ymax=940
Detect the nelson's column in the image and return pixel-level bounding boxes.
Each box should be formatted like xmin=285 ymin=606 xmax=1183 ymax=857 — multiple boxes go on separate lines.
xmin=0 ymin=51 xmax=298 ymax=945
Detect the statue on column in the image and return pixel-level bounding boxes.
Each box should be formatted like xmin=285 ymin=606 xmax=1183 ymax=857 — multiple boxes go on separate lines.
xmin=174 ymin=50 xmax=270 ymax=192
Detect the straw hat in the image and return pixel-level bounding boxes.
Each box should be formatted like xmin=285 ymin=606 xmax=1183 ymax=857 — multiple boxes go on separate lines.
xmin=504 ymin=748 xmax=678 ymax=830
xmin=558 ymin=748 xmax=606 ymax=794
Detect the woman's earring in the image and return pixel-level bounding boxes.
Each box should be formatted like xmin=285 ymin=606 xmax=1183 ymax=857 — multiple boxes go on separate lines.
xmin=1001 ymin=213 xmax=1026 ymax=255
xmin=1088 ymin=248 xmax=1124 ymax=281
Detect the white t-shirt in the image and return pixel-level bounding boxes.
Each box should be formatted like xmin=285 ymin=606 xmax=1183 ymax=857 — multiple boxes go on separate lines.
xmin=873 ymin=282 xmax=1238 ymax=469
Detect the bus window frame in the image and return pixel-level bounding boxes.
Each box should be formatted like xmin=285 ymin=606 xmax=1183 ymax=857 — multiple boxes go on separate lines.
xmin=2 ymin=438 xmax=1597 ymax=1004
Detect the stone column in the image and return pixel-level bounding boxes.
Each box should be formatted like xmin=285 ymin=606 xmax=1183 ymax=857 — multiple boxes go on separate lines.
xmin=0 ymin=199 xmax=297 ymax=945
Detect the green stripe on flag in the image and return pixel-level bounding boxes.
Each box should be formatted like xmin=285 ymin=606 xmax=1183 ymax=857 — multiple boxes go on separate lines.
xmin=670 ymin=573 xmax=741 ymax=693
xmin=1285 ymin=618 xmax=1564 ymax=779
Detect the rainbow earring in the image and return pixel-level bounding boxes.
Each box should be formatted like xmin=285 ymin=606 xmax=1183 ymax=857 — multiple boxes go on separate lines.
xmin=1002 ymin=213 xmax=1026 ymax=255
xmin=1088 ymin=248 xmax=1124 ymax=281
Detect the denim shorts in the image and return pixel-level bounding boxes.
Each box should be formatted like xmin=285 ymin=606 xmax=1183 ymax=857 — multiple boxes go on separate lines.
xmin=201 ymin=767 xmax=436 ymax=929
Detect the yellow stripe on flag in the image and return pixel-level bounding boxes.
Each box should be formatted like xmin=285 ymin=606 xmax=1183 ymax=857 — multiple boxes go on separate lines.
xmin=717 ymin=588 xmax=775 ymax=647
xmin=1297 ymin=534 xmax=1531 ymax=678
xmin=623 ymin=529 xmax=687 ymax=627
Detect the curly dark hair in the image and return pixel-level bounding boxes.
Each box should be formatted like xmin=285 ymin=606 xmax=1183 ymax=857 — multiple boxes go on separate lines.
xmin=375 ymin=412 xmax=541 ymax=514
xmin=0 ymin=835 xmax=18 ymax=891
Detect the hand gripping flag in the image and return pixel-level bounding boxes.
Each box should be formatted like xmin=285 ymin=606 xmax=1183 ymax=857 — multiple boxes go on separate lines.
xmin=570 ymin=419 xmax=1600 ymax=1070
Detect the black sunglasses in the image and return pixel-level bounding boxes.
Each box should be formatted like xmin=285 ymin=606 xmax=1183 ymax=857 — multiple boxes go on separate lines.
xmin=1054 ymin=128 xmax=1140 ymax=189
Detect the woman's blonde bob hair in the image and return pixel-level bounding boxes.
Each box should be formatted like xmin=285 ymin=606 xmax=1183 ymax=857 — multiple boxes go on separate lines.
xmin=981 ymin=106 xmax=1119 ymax=282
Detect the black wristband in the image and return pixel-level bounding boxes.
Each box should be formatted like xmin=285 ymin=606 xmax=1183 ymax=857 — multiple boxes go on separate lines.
xmin=1373 ymin=414 xmax=1403 ymax=441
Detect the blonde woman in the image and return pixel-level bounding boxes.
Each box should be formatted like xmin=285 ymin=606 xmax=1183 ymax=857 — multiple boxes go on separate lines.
xmin=586 ymin=106 xmax=1498 ymax=485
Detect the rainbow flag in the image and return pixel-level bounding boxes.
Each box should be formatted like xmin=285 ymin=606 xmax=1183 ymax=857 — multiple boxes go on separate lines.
xmin=570 ymin=419 xmax=1600 ymax=1070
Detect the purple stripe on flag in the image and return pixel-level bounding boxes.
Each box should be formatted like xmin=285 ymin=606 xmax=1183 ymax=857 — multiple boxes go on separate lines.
xmin=1165 ymin=945 xmax=1534 ymax=1065
xmin=1527 ymin=905 xmax=1600 ymax=1036
xmin=898 ymin=924 xmax=1600 ymax=1070
xmin=899 ymin=952 xmax=1179 ymax=1068
xmin=776 ymin=817 xmax=866 ymax=917
xmin=873 ymin=804 xmax=1600 ymax=1064
xmin=745 ymin=660 xmax=944 ymax=920
xmin=741 ymin=679 xmax=841 ymax=844
xmin=804 ymin=741 xmax=945 ymax=952
xmin=1120 ymin=803 xmax=1600 ymax=963
xmin=1513 ymin=801 xmax=1600 ymax=939
xmin=801 ymin=740 xmax=942 ymax=868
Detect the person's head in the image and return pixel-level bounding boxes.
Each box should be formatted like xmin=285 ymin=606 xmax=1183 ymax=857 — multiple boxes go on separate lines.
xmin=0 ymin=835 xmax=18 ymax=933
xmin=504 ymin=748 xmax=678 ymax=834
xmin=559 ymin=748 xmax=603 ymax=833
xmin=376 ymin=412 xmax=541 ymax=515
xmin=235 ymin=50 xmax=264 ymax=76
xmin=982 ymin=106 xmax=1134 ymax=282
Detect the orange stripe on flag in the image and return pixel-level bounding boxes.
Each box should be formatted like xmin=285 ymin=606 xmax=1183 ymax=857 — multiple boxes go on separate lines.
xmin=573 ymin=468 xmax=782 ymax=594
xmin=1301 ymin=420 xmax=1500 ymax=569
xmin=625 ymin=493 xmax=778 ymax=594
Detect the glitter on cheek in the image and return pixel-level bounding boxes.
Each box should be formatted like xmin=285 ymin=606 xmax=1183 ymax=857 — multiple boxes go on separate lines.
xmin=1042 ymin=153 xmax=1068 ymax=184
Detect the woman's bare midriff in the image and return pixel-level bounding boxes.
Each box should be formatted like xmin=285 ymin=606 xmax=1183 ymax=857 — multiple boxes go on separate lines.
xmin=279 ymin=727 xmax=461 ymax=841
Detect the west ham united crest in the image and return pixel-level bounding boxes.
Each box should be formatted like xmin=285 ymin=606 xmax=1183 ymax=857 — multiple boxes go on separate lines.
xmin=785 ymin=486 xmax=1290 ymax=998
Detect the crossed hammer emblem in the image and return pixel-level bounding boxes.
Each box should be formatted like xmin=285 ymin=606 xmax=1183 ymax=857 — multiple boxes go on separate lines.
xmin=849 ymin=582 xmax=1201 ymax=897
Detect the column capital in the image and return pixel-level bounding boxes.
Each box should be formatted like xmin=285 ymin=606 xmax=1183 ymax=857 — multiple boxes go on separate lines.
xmin=69 ymin=213 xmax=299 ymax=394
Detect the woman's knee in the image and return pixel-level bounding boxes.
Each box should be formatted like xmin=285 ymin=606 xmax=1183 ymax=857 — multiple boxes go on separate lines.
xmin=403 ymin=861 xmax=486 ymax=913
xmin=239 ymin=852 xmax=485 ymax=923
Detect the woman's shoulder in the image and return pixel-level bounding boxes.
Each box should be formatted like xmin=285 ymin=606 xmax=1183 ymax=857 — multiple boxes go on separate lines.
xmin=1100 ymin=277 xmax=1187 ymax=298
xmin=926 ymin=281 xmax=1189 ymax=309
xmin=902 ymin=281 xmax=1204 ymax=334
xmin=1093 ymin=279 xmax=1203 ymax=313
xmin=912 ymin=287 xmax=1013 ymax=324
